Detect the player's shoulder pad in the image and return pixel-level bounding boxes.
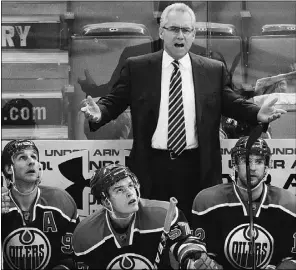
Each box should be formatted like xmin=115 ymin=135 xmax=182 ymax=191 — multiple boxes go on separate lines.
xmin=192 ymin=183 xmax=235 ymax=214
xmin=39 ymin=186 xmax=78 ymax=221
xmin=72 ymin=207 xmax=106 ymax=254
xmin=266 ymin=185 xmax=296 ymax=216
xmin=136 ymin=198 xmax=179 ymax=230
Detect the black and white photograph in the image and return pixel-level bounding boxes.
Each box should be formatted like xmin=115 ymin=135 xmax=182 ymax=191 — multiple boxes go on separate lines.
xmin=1 ymin=1 xmax=296 ymax=269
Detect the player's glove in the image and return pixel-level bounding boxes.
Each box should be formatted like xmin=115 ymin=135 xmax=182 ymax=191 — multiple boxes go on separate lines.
xmin=52 ymin=259 xmax=75 ymax=269
xmin=195 ymin=253 xmax=222 ymax=269
xmin=276 ymin=258 xmax=296 ymax=269
xmin=185 ymin=252 xmax=222 ymax=269
xmin=178 ymin=244 xmax=222 ymax=269
xmin=52 ymin=265 xmax=69 ymax=270
xmin=265 ymin=265 xmax=276 ymax=269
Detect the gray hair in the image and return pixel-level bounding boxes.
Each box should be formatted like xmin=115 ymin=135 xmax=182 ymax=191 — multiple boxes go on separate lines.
xmin=160 ymin=3 xmax=196 ymax=28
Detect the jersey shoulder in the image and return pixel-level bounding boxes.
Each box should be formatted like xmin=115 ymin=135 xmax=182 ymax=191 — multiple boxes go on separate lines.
xmin=265 ymin=185 xmax=296 ymax=215
xmin=39 ymin=185 xmax=78 ymax=220
xmin=137 ymin=198 xmax=169 ymax=229
xmin=72 ymin=207 xmax=107 ymax=254
xmin=192 ymin=183 xmax=238 ymax=213
xmin=136 ymin=198 xmax=181 ymax=231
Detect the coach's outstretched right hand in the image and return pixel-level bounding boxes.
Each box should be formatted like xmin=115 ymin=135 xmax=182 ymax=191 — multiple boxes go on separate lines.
xmin=80 ymin=95 xmax=102 ymax=123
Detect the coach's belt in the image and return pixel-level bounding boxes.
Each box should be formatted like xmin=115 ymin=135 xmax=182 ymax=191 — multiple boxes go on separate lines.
xmin=151 ymin=148 xmax=199 ymax=160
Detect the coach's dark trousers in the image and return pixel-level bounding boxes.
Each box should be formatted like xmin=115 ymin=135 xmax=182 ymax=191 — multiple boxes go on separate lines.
xmin=149 ymin=148 xmax=201 ymax=225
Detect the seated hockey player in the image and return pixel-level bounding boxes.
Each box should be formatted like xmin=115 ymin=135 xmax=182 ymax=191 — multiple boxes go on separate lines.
xmin=1 ymin=139 xmax=79 ymax=270
xmin=192 ymin=136 xmax=296 ymax=269
xmin=72 ymin=164 xmax=222 ymax=269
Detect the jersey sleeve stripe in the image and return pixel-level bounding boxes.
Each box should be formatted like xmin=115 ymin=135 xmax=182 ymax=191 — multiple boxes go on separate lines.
xmin=192 ymin=202 xmax=242 ymax=215
xmin=74 ymin=234 xmax=114 ymax=256
xmin=37 ymin=204 xmax=78 ymax=222
xmin=261 ymin=204 xmax=296 ymax=217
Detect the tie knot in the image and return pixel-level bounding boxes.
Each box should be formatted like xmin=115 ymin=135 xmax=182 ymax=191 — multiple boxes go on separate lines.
xmin=172 ymin=60 xmax=179 ymax=70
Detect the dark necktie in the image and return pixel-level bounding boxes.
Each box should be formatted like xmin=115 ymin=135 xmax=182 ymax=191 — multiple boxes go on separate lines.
xmin=167 ymin=60 xmax=186 ymax=158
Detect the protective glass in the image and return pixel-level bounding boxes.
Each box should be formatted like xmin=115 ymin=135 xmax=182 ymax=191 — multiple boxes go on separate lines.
xmin=237 ymin=156 xmax=265 ymax=166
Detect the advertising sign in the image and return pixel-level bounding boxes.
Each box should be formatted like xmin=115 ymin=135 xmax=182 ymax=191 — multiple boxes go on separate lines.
xmin=2 ymin=93 xmax=63 ymax=126
xmin=2 ymin=21 xmax=60 ymax=49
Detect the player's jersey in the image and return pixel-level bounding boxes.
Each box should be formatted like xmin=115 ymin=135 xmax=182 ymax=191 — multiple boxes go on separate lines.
xmin=2 ymin=186 xmax=79 ymax=270
xmin=192 ymin=183 xmax=296 ymax=269
xmin=73 ymin=198 xmax=194 ymax=269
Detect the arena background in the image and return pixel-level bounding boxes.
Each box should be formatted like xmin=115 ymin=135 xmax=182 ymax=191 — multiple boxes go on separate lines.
xmin=2 ymin=1 xmax=296 ymax=219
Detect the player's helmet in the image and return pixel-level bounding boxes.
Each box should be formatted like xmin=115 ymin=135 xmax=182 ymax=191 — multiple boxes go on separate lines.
xmin=231 ymin=136 xmax=271 ymax=167
xmin=90 ymin=164 xmax=140 ymax=203
xmin=1 ymin=140 xmax=39 ymax=179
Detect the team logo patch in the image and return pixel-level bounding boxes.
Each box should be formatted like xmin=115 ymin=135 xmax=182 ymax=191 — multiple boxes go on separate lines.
xmin=3 ymin=227 xmax=51 ymax=270
xmin=107 ymin=253 xmax=154 ymax=269
xmin=224 ymin=223 xmax=274 ymax=269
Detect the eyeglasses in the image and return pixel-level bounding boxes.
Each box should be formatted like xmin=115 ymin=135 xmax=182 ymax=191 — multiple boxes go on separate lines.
xmin=162 ymin=26 xmax=194 ymax=35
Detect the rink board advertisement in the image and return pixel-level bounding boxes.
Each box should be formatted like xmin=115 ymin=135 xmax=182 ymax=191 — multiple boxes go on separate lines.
xmin=2 ymin=21 xmax=60 ymax=49
xmin=2 ymin=139 xmax=295 ymax=219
